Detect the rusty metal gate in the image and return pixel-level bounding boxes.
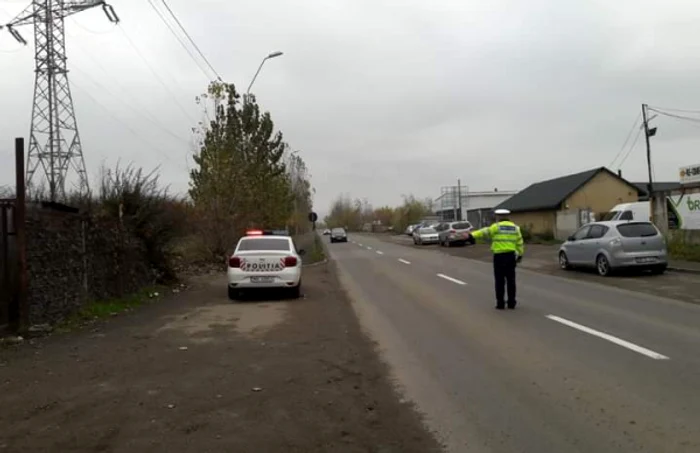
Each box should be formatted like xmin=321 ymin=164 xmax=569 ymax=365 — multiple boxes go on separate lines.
xmin=0 ymin=199 xmax=17 ymax=331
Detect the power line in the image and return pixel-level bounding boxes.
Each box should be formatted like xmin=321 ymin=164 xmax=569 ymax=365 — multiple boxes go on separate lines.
xmin=117 ymin=24 xmax=198 ymax=125
xmin=618 ymin=127 xmax=643 ymax=168
xmin=69 ymin=63 xmax=191 ymax=146
xmin=648 ymin=105 xmax=700 ymax=115
xmin=145 ymin=0 xmax=215 ymax=82
xmin=159 ymin=0 xmax=222 ymax=81
xmin=609 ymin=113 xmax=641 ymax=168
xmin=64 ymin=31 xmax=192 ymax=145
xmin=647 ymin=107 xmax=700 ymax=125
xmin=70 ymin=79 xmax=190 ymax=172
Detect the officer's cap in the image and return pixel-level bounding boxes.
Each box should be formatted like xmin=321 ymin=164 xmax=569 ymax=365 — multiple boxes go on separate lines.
xmin=494 ymin=209 xmax=511 ymax=215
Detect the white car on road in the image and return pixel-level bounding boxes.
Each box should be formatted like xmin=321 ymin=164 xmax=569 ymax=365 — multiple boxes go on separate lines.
xmin=227 ymin=230 xmax=305 ymax=300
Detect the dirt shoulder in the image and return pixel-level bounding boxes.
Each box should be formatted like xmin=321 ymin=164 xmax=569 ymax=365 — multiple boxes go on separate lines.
xmin=0 ymin=263 xmax=442 ymax=452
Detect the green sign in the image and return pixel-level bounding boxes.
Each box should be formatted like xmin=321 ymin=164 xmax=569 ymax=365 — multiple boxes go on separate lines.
xmin=668 ymin=194 xmax=700 ymax=230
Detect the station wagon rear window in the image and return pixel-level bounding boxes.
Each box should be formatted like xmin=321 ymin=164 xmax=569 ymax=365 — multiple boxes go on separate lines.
xmin=616 ymin=223 xmax=658 ymax=238
xmin=238 ymin=238 xmax=291 ymax=251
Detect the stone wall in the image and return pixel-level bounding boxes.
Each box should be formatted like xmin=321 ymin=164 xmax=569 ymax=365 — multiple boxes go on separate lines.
xmin=26 ymin=207 xmax=154 ymax=325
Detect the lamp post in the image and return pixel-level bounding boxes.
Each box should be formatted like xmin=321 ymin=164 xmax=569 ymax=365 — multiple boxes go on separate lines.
xmin=247 ymin=51 xmax=284 ymax=95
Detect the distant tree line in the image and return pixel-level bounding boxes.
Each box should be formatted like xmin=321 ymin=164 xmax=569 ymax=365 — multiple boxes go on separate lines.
xmin=323 ymin=194 xmax=433 ymax=232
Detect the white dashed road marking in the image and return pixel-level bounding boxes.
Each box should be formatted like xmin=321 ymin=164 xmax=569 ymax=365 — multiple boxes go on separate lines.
xmin=367 ymin=246 xmax=373 ymax=250
xmin=436 ymin=273 xmax=467 ymax=286
xmin=398 ymin=259 xmax=411 ymax=265
xmin=376 ymin=251 xmax=384 ymax=255
xmin=358 ymin=243 xmax=363 ymax=247
xmin=546 ymin=315 xmax=670 ymax=360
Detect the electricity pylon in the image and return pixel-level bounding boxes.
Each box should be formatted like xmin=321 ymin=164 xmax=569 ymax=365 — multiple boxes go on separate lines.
xmin=1 ymin=1 xmax=119 ymax=201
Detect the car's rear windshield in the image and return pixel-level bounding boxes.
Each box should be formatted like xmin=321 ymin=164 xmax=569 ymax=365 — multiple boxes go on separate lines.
xmin=420 ymin=227 xmax=436 ymax=233
xmin=237 ymin=238 xmax=291 ymax=251
xmin=332 ymin=228 xmax=345 ymax=233
xmin=453 ymin=222 xmax=471 ymax=229
xmin=616 ymin=223 xmax=658 ymax=238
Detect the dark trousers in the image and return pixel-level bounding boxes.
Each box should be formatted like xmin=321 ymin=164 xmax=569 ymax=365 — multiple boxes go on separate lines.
xmin=493 ymin=251 xmax=516 ymax=306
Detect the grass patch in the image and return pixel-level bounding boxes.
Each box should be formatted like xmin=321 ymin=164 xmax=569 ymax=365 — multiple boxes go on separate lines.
xmin=667 ymin=235 xmax=700 ymax=262
xmin=56 ymin=287 xmax=163 ymax=333
xmin=305 ymin=234 xmax=326 ymax=265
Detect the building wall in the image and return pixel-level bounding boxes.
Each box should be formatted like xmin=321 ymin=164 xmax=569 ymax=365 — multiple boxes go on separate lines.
xmin=436 ymin=191 xmax=517 ymax=221
xmin=509 ymin=210 xmax=557 ymax=235
xmin=565 ymin=171 xmax=639 ymax=214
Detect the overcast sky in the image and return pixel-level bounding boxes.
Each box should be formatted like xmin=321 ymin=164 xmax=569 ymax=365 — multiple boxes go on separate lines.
xmin=2 ymin=0 xmax=700 ymax=217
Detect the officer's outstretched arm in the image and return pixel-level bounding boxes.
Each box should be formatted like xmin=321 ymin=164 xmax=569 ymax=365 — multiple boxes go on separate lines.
xmin=471 ymin=226 xmax=490 ymax=243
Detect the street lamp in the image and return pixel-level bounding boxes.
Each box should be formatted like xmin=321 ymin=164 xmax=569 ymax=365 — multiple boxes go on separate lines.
xmin=246 ymin=51 xmax=284 ymax=95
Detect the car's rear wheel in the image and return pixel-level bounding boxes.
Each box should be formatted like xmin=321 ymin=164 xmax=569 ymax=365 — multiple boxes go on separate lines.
xmin=558 ymin=251 xmax=570 ymax=270
xmin=289 ymin=282 xmax=301 ymax=299
xmin=596 ymin=254 xmax=611 ymax=276
xmin=228 ymin=287 xmax=239 ymax=301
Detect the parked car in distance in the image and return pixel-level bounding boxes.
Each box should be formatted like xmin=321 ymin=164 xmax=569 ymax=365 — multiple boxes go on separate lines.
xmin=602 ymin=201 xmax=651 ymax=222
xmin=436 ymin=221 xmax=475 ymax=247
xmin=322 ymin=229 xmax=331 ymax=235
xmin=413 ymin=226 xmax=439 ymax=245
xmin=330 ymin=227 xmax=348 ymax=243
xmin=558 ymin=221 xmax=667 ymax=276
xmin=405 ymin=223 xmax=421 ymax=236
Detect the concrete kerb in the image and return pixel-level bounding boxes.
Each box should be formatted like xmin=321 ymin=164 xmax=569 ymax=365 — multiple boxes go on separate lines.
xmin=667 ymin=265 xmax=700 ymax=275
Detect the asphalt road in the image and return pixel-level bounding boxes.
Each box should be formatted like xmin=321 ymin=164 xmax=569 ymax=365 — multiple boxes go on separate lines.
xmin=326 ymin=233 xmax=700 ymax=453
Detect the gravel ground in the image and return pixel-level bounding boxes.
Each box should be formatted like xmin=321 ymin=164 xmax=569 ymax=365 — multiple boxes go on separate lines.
xmin=0 ymin=262 xmax=442 ymax=453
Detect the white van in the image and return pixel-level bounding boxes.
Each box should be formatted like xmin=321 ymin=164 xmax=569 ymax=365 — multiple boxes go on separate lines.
xmin=602 ymin=202 xmax=651 ymax=222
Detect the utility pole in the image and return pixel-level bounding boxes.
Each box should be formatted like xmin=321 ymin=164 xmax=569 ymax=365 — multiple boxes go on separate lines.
xmin=457 ymin=179 xmax=462 ymax=221
xmin=1 ymin=1 xmax=120 ymax=201
xmin=642 ymin=103 xmax=654 ymax=198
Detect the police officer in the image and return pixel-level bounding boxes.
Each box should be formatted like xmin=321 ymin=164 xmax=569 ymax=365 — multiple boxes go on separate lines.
xmin=467 ymin=209 xmax=524 ymax=310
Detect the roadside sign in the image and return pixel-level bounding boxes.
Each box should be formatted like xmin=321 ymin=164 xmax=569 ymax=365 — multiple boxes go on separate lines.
xmin=308 ymin=212 xmax=318 ymax=222
xmin=679 ymin=164 xmax=700 ymax=185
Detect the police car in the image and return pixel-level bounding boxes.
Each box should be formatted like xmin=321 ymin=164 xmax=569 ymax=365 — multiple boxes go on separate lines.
xmin=227 ymin=229 xmax=304 ymax=300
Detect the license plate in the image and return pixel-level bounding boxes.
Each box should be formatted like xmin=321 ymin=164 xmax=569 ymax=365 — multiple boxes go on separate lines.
xmin=636 ymin=257 xmax=656 ymax=263
xmin=251 ymin=276 xmax=274 ymax=283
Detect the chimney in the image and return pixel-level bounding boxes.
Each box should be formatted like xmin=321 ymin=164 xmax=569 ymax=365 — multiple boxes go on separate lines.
xmin=618 ymin=169 xmax=622 ymax=177
xmin=494 ymin=187 xmax=498 ymax=192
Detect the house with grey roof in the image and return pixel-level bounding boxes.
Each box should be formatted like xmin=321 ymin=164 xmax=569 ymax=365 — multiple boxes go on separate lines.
xmin=495 ymin=167 xmax=644 ymax=238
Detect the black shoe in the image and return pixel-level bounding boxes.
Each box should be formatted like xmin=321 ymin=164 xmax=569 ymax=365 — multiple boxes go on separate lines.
xmin=507 ymin=301 xmax=517 ymax=309
xmin=495 ymin=303 xmax=505 ymax=310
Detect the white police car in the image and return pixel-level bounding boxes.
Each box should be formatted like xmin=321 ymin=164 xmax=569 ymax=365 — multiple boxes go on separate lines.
xmin=227 ymin=230 xmax=304 ymax=300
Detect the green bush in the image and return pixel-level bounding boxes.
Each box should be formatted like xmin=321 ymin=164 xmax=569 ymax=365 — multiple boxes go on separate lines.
xmin=96 ymin=164 xmax=188 ymax=283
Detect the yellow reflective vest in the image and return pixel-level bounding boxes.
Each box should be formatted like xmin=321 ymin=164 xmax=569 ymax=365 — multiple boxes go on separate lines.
xmin=471 ymin=220 xmax=524 ymax=256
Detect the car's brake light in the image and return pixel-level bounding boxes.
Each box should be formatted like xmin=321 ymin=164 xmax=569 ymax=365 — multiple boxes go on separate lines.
xmin=246 ymin=230 xmax=263 ymax=236
xmin=284 ymin=256 xmax=297 ymax=267
xmin=449 ymin=229 xmax=456 ymax=233
xmin=229 ymin=256 xmax=241 ymax=268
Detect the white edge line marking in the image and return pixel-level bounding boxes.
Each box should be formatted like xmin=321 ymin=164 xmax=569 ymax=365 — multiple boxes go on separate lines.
xmin=398 ymin=259 xmax=411 ymax=265
xmin=436 ymin=273 xmax=467 ymax=286
xmin=546 ymin=315 xmax=670 ymax=360
xmin=376 ymin=250 xmax=384 ymax=255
